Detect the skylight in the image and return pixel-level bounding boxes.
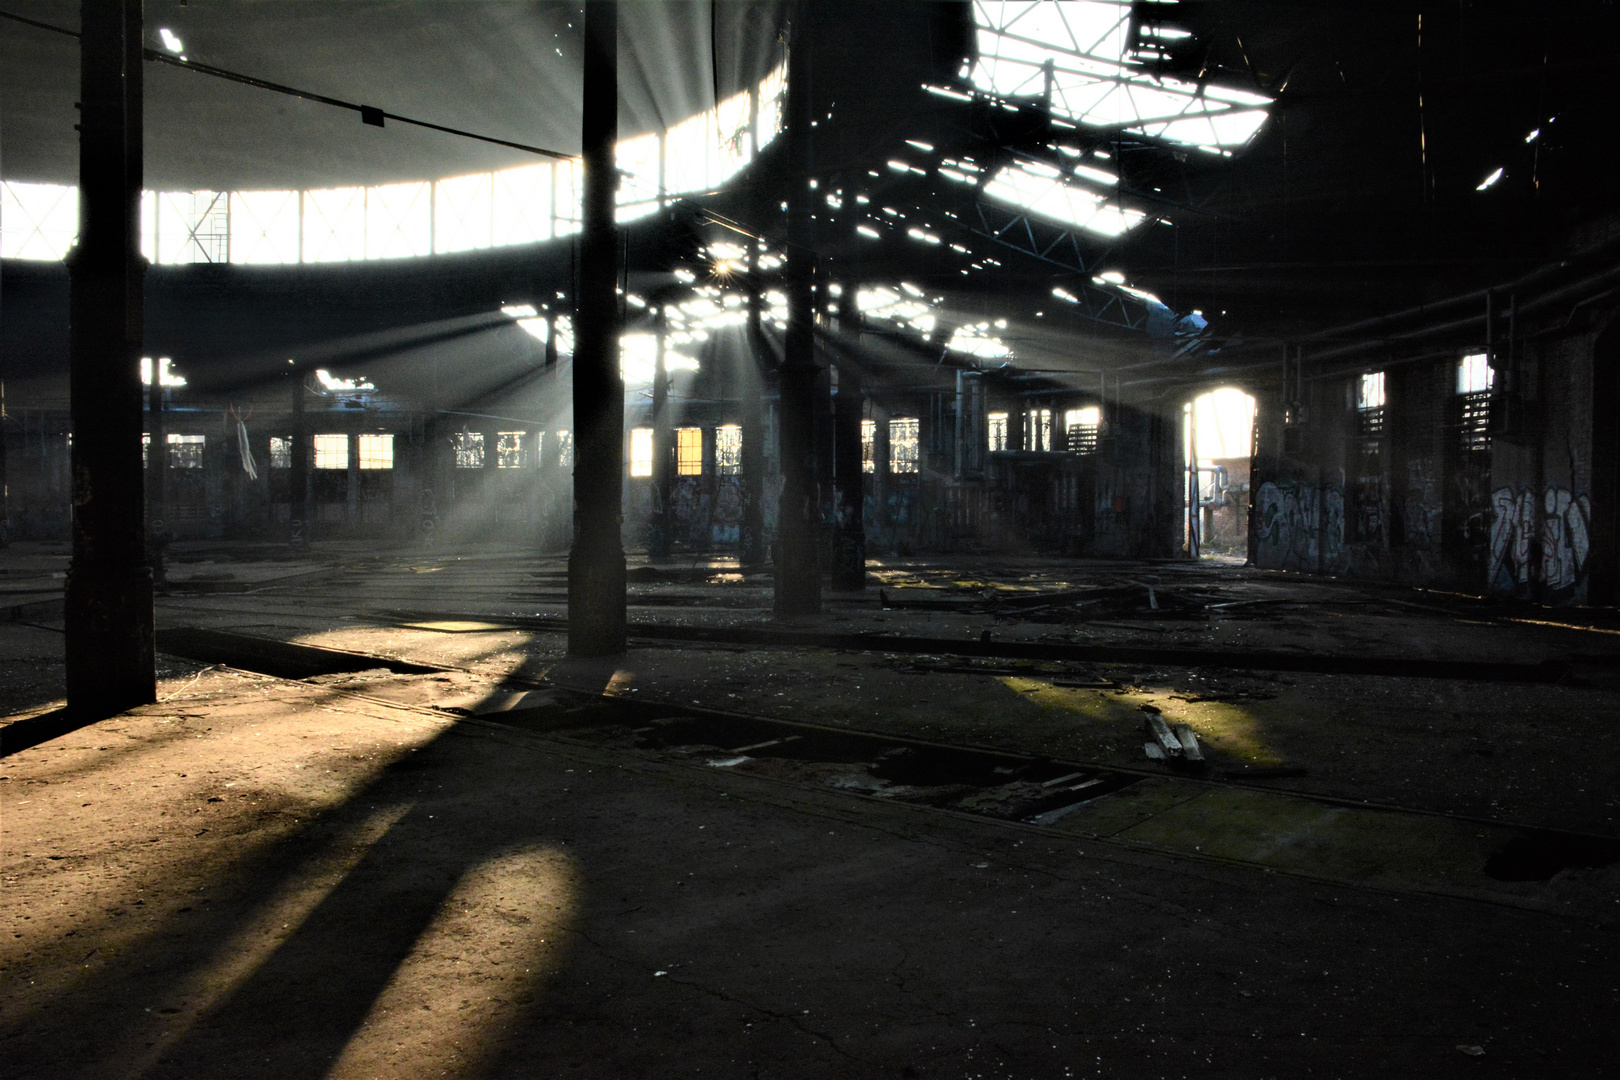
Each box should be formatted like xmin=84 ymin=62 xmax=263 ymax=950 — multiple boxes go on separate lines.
xmin=968 ymin=1 xmax=1270 ymax=153
xmin=982 ymin=161 xmax=1145 ymax=237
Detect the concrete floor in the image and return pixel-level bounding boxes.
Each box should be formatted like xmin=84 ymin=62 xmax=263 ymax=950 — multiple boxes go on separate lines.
xmin=4 ymin=541 xmax=1619 ymax=1078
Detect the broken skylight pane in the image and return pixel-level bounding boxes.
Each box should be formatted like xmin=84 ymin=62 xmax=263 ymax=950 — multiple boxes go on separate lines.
xmin=982 ymin=161 xmax=1144 ymax=236
xmin=969 ymin=1 xmax=1269 ymax=153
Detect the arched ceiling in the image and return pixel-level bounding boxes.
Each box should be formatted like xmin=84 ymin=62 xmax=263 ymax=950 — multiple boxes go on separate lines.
xmin=1 ymin=0 xmax=788 ymax=190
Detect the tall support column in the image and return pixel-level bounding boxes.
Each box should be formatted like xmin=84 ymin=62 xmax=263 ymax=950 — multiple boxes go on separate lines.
xmin=65 ymin=0 xmax=154 ymax=718
xmin=649 ymin=306 xmax=672 ymax=557
xmin=145 ymin=364 xmax=166 ymax=584
xmin=774 ymin=2 xmax=821 ymax=616
xmin=739 ymin=242 xmax=768 ymax=567
xmin=568 ymin=0 xmax=627 ymax=655
xmin=289 ymin=372 xmax=309 ymax=548
xmin=831 ymin=364 xmax=866 ymax=590
xmin=831 ymin=233 xmax=865 ymax=590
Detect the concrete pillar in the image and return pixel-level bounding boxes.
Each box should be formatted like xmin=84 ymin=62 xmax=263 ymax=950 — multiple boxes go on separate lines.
xmin=649 ymin=306 xmax=672 ymax=557
xmin=739 ymin=241 xmax=769 ymax=567
xmin=65 ymin=0 xmax=155 ymax=719
xmin=774 ymin=1 xmax=821 ymax=616
xmin=568 ymin=0 xmax=627 ymax=655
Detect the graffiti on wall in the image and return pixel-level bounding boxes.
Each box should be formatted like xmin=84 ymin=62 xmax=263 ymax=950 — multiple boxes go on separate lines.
xmin=1488 ymin=485 xmax=1592 ymax=601
xmin=1403 ymin=459 xmax=1443 ymax=550
xmin=1253 ymin=480 xmax=1345 ymax=571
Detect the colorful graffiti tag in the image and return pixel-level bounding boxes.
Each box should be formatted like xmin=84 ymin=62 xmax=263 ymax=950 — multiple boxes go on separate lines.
xmin=1253 ymin=480 xmax=1345 ymax=571
xmin=1488 ymin=485 xmax=1591 ymax=601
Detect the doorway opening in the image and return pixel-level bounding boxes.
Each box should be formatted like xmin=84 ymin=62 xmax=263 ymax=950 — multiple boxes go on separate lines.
xmin=1184 ymin=388 xmax=1257 ymax=560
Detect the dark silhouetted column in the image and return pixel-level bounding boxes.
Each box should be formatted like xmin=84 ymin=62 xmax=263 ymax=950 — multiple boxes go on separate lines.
xmin=568 ymin=0 xmax=627 ymax=654
xmin=739 ymin=241 xmax=768 ymax=567
xmin=774 ymin=3 xmax=821 ymax=616
xmin=831 ymin=229 xmax=865 ymax=591
xmin=65 ymin=0 xmax=154 ymax=718
xmin=831 ymin=363 xmax=866 ymax=590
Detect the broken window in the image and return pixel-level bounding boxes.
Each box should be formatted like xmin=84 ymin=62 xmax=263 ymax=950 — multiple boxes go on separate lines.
xmin=358 ymin=433 xmax=394 ymax=470
xmin=496 ymin=432 xmax=526 ymax=469
xmin=156 ymin=191 xmax=229 ymax=264
xmin=1457 ymin=353 xmax=1494 ymax=454
xmin=1065 ymin=406 xmax=1101 ymax=454
xmin=269 ymin=436 xmax=291 ymax=470
xmin=861 ymin=419 xmax=876 ymax=473
xmin=1025 ymin=408 xmax=1052 ymax=452
xmin=312 ymin=434 xmax=348 ymax=470
xmin=165 ymin=433 xmax=205 ymax=469
xmin=677 ymin=427 xmax=704 ymax=476
xmin=452 ymin=431 xmax=484 ymax=469
xmin=555 ymin=430 xmax=573 ymax=469
xmin=889 ymin=418 xmax=920 ymax=474
xmin=629 ymin=428 xmax=654 ymax=478
xmin=987 ymin=411 xmax=1009 ymax=453
xmin=715 ymin=424 xmax=742 ymax=476
xmin=1356 ymin=371 xmax=1386 ymax=437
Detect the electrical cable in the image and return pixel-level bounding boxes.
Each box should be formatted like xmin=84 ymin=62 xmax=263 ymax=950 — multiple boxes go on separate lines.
xmin=0 ymin=7 xmax=571 ymax=160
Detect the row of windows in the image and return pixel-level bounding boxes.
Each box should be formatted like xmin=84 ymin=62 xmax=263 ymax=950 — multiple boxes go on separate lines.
xmin=1 ymin=68 xmax=784 ymax=264
xmin=985 ymin=407 xmax=1101 ymax=454
xmin=1354 ymin=355 xmax=1496 ymax=447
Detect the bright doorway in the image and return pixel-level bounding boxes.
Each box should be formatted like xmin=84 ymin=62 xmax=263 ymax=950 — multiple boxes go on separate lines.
xmin=1184 ymin=388 xmax=1257 ymax=558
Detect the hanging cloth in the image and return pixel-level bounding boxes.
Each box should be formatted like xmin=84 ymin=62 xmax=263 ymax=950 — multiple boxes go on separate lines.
xmin=237 ymin=419 xmax=259 ymax=480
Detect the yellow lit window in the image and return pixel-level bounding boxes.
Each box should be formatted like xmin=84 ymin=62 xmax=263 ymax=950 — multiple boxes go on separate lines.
xmin=676 ymin=427 xmax=703 ymax=475
xmin=312 ymin=433 xmax=348 ymax=470
xmin=861 ymin=419 xmax=875 ymax=473
xmin=358 ymin=433 xmax=394 ymax=469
